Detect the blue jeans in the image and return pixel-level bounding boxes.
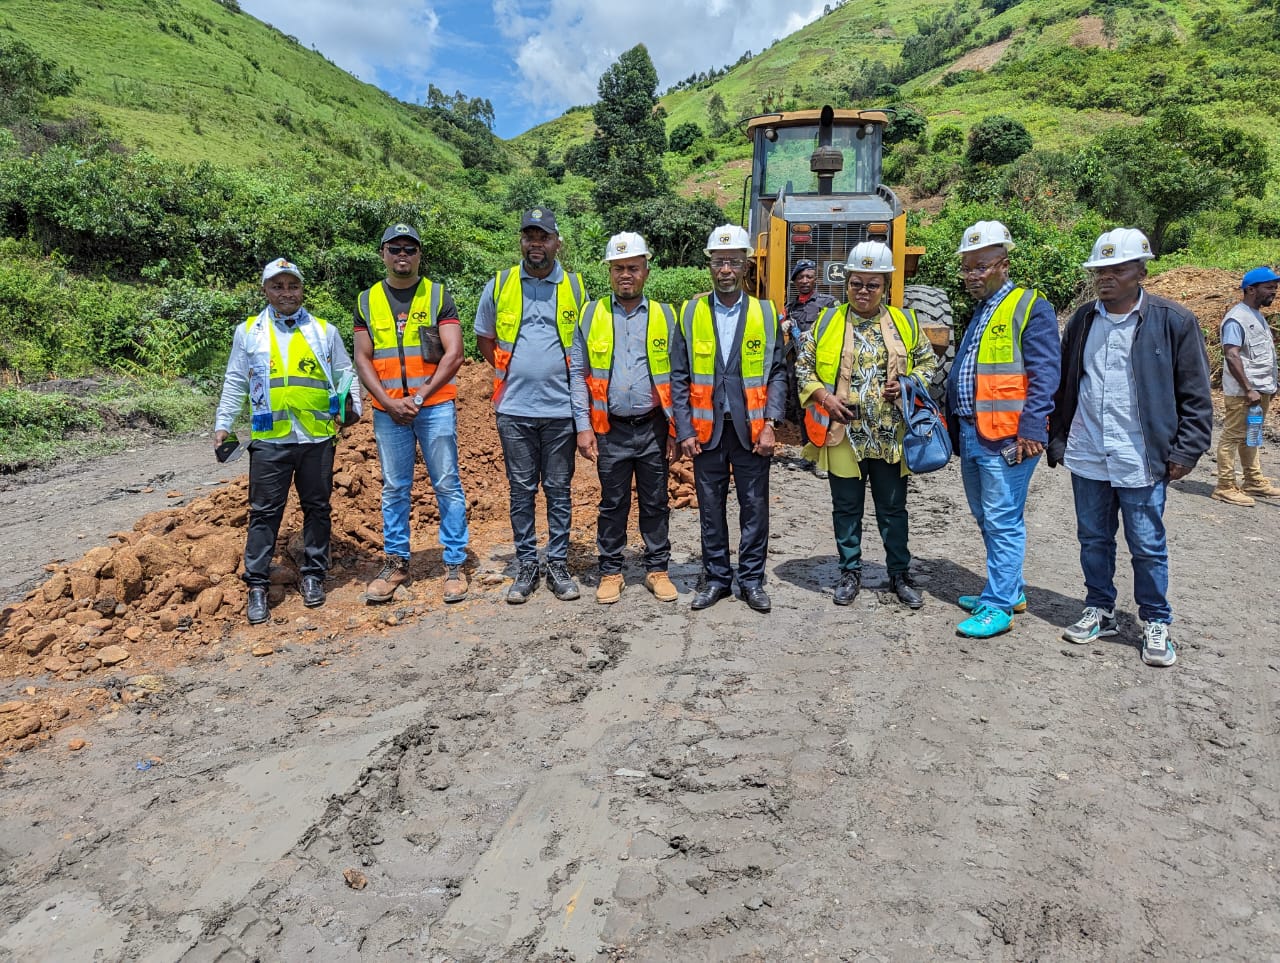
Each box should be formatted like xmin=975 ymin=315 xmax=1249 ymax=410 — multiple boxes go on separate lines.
xmin=959 ymin=419 xmax=1040 ymax=612
xmin=1071 ymin=473 xmax=1172 ymax=623
xmin=495 ymin=413 xmax=576 ymax=565
xmin=372 ymin=403 xmax=469 ymax=566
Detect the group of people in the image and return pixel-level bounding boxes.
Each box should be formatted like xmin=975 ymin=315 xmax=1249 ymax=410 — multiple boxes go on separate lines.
xmin=215 ymin=210 xmax=1278 ymax=670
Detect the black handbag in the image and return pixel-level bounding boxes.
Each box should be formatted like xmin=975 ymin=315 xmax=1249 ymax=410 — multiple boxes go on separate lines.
xmin=899 ymin=374 xmax=952 ymax=473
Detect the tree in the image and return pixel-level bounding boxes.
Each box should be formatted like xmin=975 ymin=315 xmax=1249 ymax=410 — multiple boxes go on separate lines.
xmin=707 ymin=92 xmax=730 ymax=138
xmin=668 ymin=122 xmax=703 ymax=153
xmin=611 ymin=195 xmax=724 ymax=266
xmin=0 ymin=37 xmax=80 ymax=127
xmin=1070 ymin=106 xmax=1269 ymax=253
xmin=966 ymin=115 xmax=1032 ymax=166
xmin=884 ymin=105 xmax=927 ymax=146
xmin=590 ymin=45 xmax=669 ymax=214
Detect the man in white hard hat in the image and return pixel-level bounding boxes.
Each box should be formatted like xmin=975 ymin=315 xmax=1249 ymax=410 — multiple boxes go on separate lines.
xmin=1048 ymin=227 xmax=1212 ymax=668
xmin=946 ymin=220 xmax=1060 ymax=640
xmin=475 ymin=209 xmax=590 ymax=604
xmin=670 ymin=224 xmax=787 ymax=613
xmin=1213 ymin=266 xmax=1280 ymax=506
xmin=214 ymin=258 xmax=361 ymax=625
xmin=569 ymin=232 xmax=686 ymax=605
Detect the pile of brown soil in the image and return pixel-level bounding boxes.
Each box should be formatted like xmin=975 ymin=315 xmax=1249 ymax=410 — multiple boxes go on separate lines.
xmin=0 ymin=362 xmax=697 ymax=751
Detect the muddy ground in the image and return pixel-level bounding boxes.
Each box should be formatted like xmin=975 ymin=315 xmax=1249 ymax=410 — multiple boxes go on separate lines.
xmin=2 ymin=270 xmax=1279 ymax=961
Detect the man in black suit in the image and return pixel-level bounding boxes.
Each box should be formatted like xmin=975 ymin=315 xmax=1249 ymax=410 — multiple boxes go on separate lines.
xmin=670 ymin=225 xmax=788 ymax=612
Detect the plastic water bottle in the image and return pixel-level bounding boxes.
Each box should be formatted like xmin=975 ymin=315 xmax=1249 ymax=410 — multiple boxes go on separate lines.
xmin=1246 ymin=404 xmax=1264 ymax=447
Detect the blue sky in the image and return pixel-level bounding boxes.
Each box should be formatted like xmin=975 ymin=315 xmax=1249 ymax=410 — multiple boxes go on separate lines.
xmin=238 ymin=0 xmax=826 ymax=138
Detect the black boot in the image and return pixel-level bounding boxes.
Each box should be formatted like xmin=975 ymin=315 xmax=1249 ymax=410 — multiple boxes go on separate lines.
xmin=833 ymin=570 xmax=861 ymax=606
xmin=246 ymin=586 xmax=269 ymax=625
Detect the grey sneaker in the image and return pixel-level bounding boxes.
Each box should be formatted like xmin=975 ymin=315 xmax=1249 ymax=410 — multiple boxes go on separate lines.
xmin=1141 ymin=621 xmax=1176 ymax=667
xmin=545 ymin=561 xmax=580 ymax=601
xmin=1061 ymin=606 xmax=1118 ymax=644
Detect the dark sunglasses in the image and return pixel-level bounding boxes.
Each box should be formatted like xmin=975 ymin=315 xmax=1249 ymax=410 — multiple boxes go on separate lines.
xmin=385 ymin=244 xmax=419 ymax=256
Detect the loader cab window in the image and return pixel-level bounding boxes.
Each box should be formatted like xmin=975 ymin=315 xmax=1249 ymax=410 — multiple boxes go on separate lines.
xmin=755 ymin=123 xmax=881 ymax=197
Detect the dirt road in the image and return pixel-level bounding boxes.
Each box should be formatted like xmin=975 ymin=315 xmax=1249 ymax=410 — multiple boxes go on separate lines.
xmin=1 ymin=425 xmax=1277 ymax=961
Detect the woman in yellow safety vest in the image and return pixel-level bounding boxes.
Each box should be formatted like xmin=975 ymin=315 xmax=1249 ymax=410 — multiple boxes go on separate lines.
xmin=796 ymin=241 xmax=937 ymax=609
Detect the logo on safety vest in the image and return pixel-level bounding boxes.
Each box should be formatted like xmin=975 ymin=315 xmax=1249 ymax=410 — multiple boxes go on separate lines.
xmin=744 ymin=338 xmax=763 ymax=352
xmin=411 ymin=310 xmax=428 ymax=321
xmin=990 ymin=323 xmax=1009 ymax=338
xmin=561 ymin=309 xmax=577 ymax=321
xmin=651 ymin=337 xmax=667 ymax=350
xmin=297 ymin=357 xmax=321 ymax=378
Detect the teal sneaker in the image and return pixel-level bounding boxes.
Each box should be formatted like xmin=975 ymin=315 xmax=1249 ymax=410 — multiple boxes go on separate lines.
xmin=958 ymin=592 xmax=1027 ymax=614
xmin=956 ymin=604 xmax=1014 ymax=638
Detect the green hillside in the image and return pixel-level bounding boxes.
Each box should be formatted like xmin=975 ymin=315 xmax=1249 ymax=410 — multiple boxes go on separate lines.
xmin=1 ymin=0 xmax=459 ymax=177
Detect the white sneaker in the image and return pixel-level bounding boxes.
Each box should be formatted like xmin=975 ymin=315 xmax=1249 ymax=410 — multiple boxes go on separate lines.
xmin=1141 ymin=621 xmax=1176 ymax=667
xmin=1061 ymin=606 xmax=1118 ymax=644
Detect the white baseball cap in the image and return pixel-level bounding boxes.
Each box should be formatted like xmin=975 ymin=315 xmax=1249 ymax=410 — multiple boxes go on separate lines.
xmin=956 ymin=220 xmax=1015 ymax=254
xmin=1082 ymin=228 xmax=1153 ymax=269
xmin=705 ymin=224 xmax=753 ymax=256
xmin=261 ymin=258 xmax=303 ymax=283
xmin=604 ymin=232 xmax=651 ymax=262
xmin=844 ymin=241 xmax=895 ymax=274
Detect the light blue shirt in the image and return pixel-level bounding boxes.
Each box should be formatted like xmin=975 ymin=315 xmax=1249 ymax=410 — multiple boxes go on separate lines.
xmin=1065 ymin=294 xmax=1153 ymax=487
xmin=475 ymin=261 xmax=585 ymax=426
xmin=712 ymin=292 xmax=745 ymax=414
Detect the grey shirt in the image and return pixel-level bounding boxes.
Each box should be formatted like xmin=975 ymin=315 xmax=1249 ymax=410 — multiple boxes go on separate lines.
xmin=475 ymin=261 xmax=586 ymax=426
xmin=1064 ymin=295 xmax=1152 ymax=487
xmin=569 ymin=298 xmax=659 ymax=429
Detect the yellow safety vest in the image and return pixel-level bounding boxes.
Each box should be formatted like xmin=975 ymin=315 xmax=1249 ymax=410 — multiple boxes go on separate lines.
xmin=579 ymin=297 xmax=677 ymax=434
xmin=490 ymin=266 xmax=586 ymax=405
xmin=679 ymin=295 xmax=778 ymax=444
xmin=357 ymin=279 xmax=454 ymax=410
xmin=244 ymin=315 xmax=335 ymax=441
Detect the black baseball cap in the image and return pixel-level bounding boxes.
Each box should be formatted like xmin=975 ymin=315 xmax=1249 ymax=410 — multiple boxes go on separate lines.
xmin=380 ymin=223 xmax=421 ymax=245
xmin=520 ymin=208 xmax=559 ymax=235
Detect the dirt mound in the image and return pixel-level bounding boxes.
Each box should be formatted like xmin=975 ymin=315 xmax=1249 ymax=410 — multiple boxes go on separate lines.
xmin=0 ymin=362 xmax=697 ymax=752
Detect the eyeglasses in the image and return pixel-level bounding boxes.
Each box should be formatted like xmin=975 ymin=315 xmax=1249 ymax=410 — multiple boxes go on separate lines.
xmin=846 ymin=280 xmax=884 ymax=292
xmin=958 ymin=259 xmax=1006 ymax=277
xmin=385 ymin=245 xmax=419 ymax=256
xmin=709 ymin=258 xmax=746 ymax=269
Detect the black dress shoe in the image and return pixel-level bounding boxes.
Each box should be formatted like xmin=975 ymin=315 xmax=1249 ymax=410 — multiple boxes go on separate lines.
xmin=890 ymin=573 xmax=924 ymax=610
xmin=507 ymin=561 xmax=540 ymax=604
xmin=833 ymin=570 xmax=861 ymax=606
xmin=742 ymin=585 xmax=772 ymax=613
xmin=300 ymin=575 xmax=326 ymax=608
xmin=690 ymin=581 xmax=732 ymax=611
xmin=246 ymin=586 xmax=269 ymax=625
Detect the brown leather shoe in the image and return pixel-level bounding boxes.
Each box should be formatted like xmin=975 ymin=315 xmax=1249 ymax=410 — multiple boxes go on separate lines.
xmin=443 ymin=564 xmax=468 ymax=603
xmin=365 ymin=555 xmax=411 ymax=603
xmin=644 ymin=571 xmax=678 ymax=602
xmin=596 ymin=573 xmax=624 ymax=604
xmin=1242 ymin=479 xmax=1280 ymax=497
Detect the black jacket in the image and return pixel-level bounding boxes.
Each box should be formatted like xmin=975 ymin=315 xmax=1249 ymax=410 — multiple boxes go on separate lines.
xmin=1047 ymin=292 xmax=1212 ymax=479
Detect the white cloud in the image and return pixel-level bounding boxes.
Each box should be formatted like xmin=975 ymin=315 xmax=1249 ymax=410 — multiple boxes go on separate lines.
xmin=492 ymin=0 xmax=827 ymax=109
xmin=238 ymin=0 xmax=442 ymax=85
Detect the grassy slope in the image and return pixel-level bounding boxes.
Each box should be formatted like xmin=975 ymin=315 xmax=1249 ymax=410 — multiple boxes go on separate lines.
xmin=1 ymin=0 xmax=460 ymax=178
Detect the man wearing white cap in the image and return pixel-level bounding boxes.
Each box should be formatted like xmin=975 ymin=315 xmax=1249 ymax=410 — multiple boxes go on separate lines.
xmin=214 ymin=258 xmax=361 ymax=625
xmin=569 ymin=232 xmax=686 ymax=604
xmin=670 ymin=225 xmax=787 ymax=613
xmin=1048 ymin=228 xmax=1212 ymax=668
xmin=946 ymin=221 xmax=1060 ymax=639
xmin=1213 ymin=266 xmax=1280 ymax=506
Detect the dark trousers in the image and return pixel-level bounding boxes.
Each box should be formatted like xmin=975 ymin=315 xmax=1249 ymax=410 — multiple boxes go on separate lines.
xmin=828 ymin=458 xmax=910 ymax=576
xmin=596 ymin=413 xmax=671 ymax=574
xmin=243 ymin=438 xmax=335 ymax=586
xmin=495 ymin=413 xmax=576 ymax=564
xmin=693 ymin=421 xmax=771 ymax=589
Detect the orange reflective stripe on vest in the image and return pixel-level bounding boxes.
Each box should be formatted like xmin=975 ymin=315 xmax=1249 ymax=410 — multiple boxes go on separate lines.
xmin=580 ymin=298 xmax=677 ymax=435
xmin=358 ymin=279 xmax=453 ymax=410
xmin=974 ymin=287 xmax=1038 ymax=441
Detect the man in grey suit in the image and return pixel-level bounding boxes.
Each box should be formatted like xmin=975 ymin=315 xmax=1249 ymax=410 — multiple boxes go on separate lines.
xmin=670 ymin=225 xmax=787 ymax=613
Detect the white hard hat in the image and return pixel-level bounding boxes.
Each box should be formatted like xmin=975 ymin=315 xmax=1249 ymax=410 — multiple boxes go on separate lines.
xmin=603 ymin=232 xmax=651 ymax=262
xmin=1082 ymin=228 xmax=1153 ymax=269
xmin=705 ymin=224 xmax=753 ymax=256
xmin=956 ymin=220 xmax=1015 ymax=254
xmin=844 ymin=241 xmax=895 ymax=274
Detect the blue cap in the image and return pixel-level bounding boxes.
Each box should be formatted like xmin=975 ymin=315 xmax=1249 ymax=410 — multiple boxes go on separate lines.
xmin=791 ymin=259 xmax=817 ymax=279
xmin=1242 ymin=266 xmax=1279 ymax=288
